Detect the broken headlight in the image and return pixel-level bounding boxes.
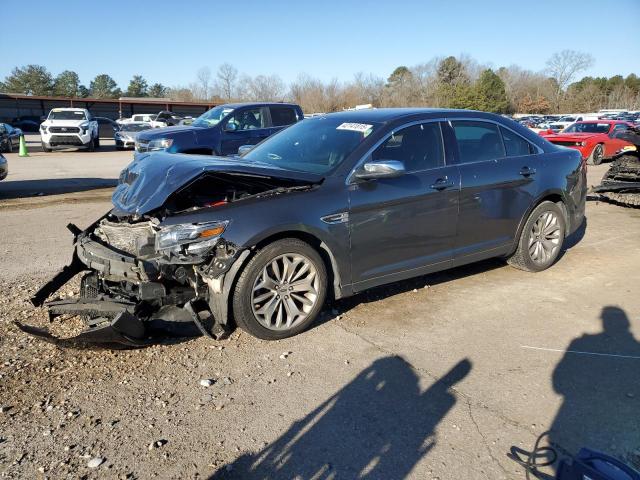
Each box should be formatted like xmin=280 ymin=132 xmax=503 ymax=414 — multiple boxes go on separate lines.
xmin=155 ymin=221 xmax=228 ymax=255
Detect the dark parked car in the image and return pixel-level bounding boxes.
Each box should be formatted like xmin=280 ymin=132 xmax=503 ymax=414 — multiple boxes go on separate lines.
xmin=0 ymin=123 xmax=22 ymax=152
xmin=94 ymin=117 xmax=119 ymax=138
xmin=11 ymin=116 xmax=42 ymax=132
xmin=25 ymin=109 xmax=586 ymax=346
xmin=0 ymin=152 xmax=7 ymax=180
xmin=135 ymin=102 xmax=303 ymax=156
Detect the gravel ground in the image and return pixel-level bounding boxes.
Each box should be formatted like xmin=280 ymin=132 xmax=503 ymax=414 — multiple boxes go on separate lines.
xmin=0 ymin=160 xmax=639 ymax=479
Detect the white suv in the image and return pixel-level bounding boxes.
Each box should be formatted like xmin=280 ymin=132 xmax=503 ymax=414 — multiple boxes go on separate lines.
xmin=40 ymin=108 xmax=99 ymax=152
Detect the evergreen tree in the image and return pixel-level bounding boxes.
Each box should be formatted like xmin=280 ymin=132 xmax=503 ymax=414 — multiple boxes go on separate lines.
xmin=475 ymin=69 xmax=510 ymax=113
xmin=126 ymin=75 xmax=148 ymax=97
xmin=53 ymin=70 xmax=82 ymax=97
xmin=2 ymin=65 xmax=53 ymax=95
xmin=90 ymin=74 xmax=121 ymax=98
xmin=148 ymin=83 xmax=167 ymax=98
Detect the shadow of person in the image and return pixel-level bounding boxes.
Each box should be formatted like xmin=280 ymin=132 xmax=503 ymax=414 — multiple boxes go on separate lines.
xmin=209 ymin=356 xmax=472 ymax=479
xmin=549 ymin=306 xmax=640 ymax=467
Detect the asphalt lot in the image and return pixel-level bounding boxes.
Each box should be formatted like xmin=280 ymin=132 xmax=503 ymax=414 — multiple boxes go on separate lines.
xmin=0 ymin=149 xmax=639 ymax=479
xmin=0 ymin=134 xmax=130 ymax=200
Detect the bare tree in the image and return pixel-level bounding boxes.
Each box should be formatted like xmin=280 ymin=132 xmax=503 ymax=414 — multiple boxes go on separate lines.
xmin=546 ymin=50 xmax=594 ymax=110
xmin=216 ymin=63 xmax=238 ymax=101
xmin=195 ymin=67 xmax=212 ymax=100
xmin=239 ymin=74 xmax=286 ymax=102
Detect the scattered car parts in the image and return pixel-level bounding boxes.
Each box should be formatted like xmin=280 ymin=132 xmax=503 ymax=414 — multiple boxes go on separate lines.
xmin=593 ymin=127 xmax=640 ymax=207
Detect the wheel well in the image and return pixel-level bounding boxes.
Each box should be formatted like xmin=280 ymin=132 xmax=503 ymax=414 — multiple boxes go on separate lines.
xmin=535 ymin=194 xmax=569 ymax=236
xmin=253 ymin=231 xmax=339 ymax=300
xmin=221 ymin=230 xmax=340 ymax=329
xmin=510 ymin=193 xmax=569 ymax=257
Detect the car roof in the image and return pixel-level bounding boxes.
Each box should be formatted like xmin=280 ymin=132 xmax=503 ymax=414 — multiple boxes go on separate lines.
xmin=576 ymin=120 xmax=628 ymax=124
xmin=305 ymin=108 xmax=503 ymax=124
xmin=220 ymin=102 xmax=301 ymax=109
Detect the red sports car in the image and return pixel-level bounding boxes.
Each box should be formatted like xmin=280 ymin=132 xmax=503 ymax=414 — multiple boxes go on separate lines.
xmin=540 ymin=120 xmax=633 ymax=165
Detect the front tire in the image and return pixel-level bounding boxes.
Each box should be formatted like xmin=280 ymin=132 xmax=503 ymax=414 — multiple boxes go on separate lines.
xmin=589 ymin=144 xmax=604 ymax=165
xmin=86 ymin=137 xmax=95 ymax=152
xmin=232 ymin=238 xmax=327 ymax=340
xmin=41 ymin=141 xmax=52 ymax=153
xmin=508 ymin=201 xmax=566 ymax=272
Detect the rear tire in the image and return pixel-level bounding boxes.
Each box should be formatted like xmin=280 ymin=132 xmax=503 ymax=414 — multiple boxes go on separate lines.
xmin=508 ymin=201 xmax=566 ymax=272
xmin=232 ymin=238 xmax=327 ymax=340
xmin=588 ymin=144 xmax=604 ymax=165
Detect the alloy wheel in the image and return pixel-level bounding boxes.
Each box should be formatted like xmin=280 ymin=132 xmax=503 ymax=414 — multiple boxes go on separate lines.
xmin=528 ymin=211 xmax=562 ymax=265
xmin=251 ymin=253 xmax=319 ymax=331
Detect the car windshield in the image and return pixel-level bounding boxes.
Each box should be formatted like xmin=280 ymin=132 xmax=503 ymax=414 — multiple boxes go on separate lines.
xmin=192 ymin=106 xmax=234 ymax=127
xmin=563 ymin=123 xmax=611 ymax=134
xmin=243 ymin=117 xmax=379 ymax=175
xmin=121 ymin=123 xmax=151 ymax=132
xmin=49 ymin=110 xmax=86 ymax=120
xmin=559 ymin=116 xmax=576 ymax=122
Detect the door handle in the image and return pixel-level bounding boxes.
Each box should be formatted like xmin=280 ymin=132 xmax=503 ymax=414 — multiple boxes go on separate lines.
xmin=519 ymin=167 xmax=536 ymax=177
xmin=430 ymin=178 xmax=455 ymax=190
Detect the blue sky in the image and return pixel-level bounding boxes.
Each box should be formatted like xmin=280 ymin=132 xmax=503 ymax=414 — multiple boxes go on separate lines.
xmin=2 ymin=0 xmax=639 ymax=88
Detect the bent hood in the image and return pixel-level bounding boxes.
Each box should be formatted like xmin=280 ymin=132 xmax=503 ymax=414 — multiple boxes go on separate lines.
xmin=112 ymin=152 xmax=322 ymax=216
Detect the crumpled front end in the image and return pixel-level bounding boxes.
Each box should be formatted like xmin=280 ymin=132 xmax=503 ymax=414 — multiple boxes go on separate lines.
xmin=22 ymin=215 xmax=239 ymax=346
xmin=21 ymin=157 xmax=318 ymax=347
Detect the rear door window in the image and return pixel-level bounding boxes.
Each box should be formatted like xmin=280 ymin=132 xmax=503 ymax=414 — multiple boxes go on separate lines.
xmin=227 ymin=108 xmax=267 ymax=130
xmin=372 ymin=122 xmax=444 ymax=172
xmin=270 ymin=106 xmax=298 ymax=127
xmin=451 ymin=120 xmax=505 ymax=163
xmin=500 ymin=126 xmax=535 ymax=156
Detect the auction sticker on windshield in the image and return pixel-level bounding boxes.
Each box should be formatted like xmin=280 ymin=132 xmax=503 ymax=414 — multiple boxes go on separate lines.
xmin=336 ymin=123 xmax=373 ymax=134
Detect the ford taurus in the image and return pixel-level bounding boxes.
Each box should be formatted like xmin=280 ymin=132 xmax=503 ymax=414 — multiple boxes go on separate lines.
xmin=23 ymin=109 xmax=587 ymax=345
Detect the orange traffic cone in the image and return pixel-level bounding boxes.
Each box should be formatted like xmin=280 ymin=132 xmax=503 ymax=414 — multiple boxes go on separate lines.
xmin=18 ymin=135 xmax=29 ymax=157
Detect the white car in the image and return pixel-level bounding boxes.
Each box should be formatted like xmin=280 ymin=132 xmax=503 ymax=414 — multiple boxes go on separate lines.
xmin=40 ymin=108 xmax=99 ymax=152
xmin=114 ymin=122 xmax=152 ymax=150
xmin=149 ymin=111 xmax=183 ymax=128
xmin=546 ymin=115 xmax=585 ymax=132
xmin=118 ymin=113 xmax=157 ymax=125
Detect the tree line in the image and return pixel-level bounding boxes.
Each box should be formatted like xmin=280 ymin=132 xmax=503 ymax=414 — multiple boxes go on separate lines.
xmin=1 ymin=50 xmax=638 ymax=114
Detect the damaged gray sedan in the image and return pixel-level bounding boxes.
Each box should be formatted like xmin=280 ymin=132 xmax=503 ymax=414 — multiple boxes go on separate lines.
xmin=22 ymin=109 xmax=586 ymax=346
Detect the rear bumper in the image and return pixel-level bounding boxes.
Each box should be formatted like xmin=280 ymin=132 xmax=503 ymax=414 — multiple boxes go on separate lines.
xmin=567 ymin=162 xmax=588 ymax=236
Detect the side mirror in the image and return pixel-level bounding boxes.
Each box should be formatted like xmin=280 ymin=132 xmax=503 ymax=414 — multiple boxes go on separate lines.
xmin=224 ymin=122 xmax=238 ymax=132
xmin=354 ymin=160 xmax=406 ymax=180
xmin=237 ymin=144 xmax=254 ymax=156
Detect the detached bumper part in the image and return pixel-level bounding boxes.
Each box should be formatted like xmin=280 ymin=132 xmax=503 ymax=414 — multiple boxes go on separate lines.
xmin=15 ymin=311 xmax=150 ymax=347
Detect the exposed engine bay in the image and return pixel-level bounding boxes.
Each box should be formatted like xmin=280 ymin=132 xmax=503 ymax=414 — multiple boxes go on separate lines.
xmin=19 ymin=167 xmax=318 ymax=347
